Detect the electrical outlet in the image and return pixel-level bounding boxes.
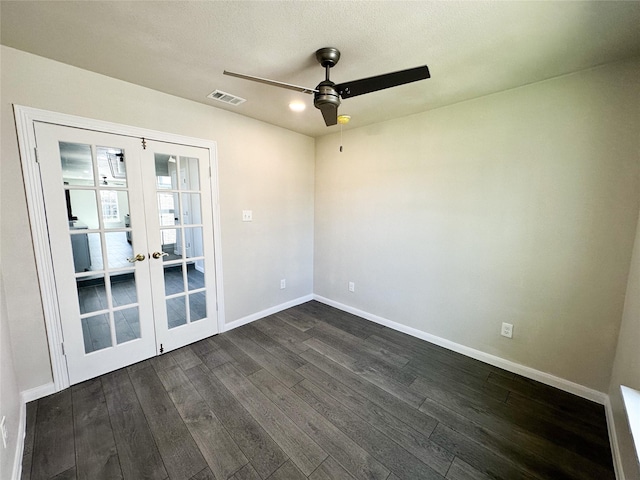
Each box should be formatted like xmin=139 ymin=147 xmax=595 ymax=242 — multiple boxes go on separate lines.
xmin=348 ymin=281 xmax=355 ymax=292
xmin=1 ymin=416 xmax=7 ymax=449
xmin=280 ymin=279 xmax=286 ymax=289
xmin=242 ymin=210 xmax=253 ymax=222
xmin=501 ymin=322 xmax=513 ymax=339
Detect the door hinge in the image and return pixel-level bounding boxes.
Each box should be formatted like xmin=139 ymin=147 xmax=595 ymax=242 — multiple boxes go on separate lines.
xmin=34 ymin=147 xmax=39 ymax=163
xmin=61 ymin=342 xmax=65 ymax=356
xmin=141 ymin=138 xmax=147 ymax=150
xmin=159 ymin=343 xmax=164 ymax=354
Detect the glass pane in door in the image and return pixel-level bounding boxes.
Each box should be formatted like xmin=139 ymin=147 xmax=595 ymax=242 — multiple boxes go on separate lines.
xmin=111 ymin=270 xmax=137 ymax=306
xmin=60 ymin=142 xmax=94 ymax=186
xmin=166 ymin=296 xmax=187 ymax=329
xmin=153 ymin=148 xmax=212 ymax=336
xmin=163 ymin=264 xmax=185 ymax=295
xmin=81 ymin=314 xmax=112 ymax=353
xmin=58 ymin=139 xmax=140 ymax=355
xmin=114 ymin=307 xmax=140 ymax=344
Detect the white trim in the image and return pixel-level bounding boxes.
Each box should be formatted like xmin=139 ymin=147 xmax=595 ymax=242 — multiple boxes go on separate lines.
xmin=223 ymin=295 xmax=314 ymax=332
xmin=13 ymin=105 xmax=225 ymax=392
xmin=14 ymin=105 xmax=70 ymax=390
xmin=10 ymin=383 xmax=56 ymax=480
xmin=313 ymin=295 xmax=608 ymax=404
xmin=21 ymin=382 xmax=56 ymax=404
xmin=11 ymin=401 xmax=26 ymax=480
xmin=605 ymin=396 xmax=627 ymax=480
xmin=621 ymin=386 xmax=640 ymax=467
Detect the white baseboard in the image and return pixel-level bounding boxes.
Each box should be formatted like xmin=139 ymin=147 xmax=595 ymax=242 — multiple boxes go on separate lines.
xmin=604 ymin=397 xmax=626 ymax=480
xmin=11 ymin=383 xmax=56 ymax=480
xmin=223 ymin=294 xmax=314 ymax=332
xmin=313 ymin=295 xmax=608 ymax=405
xmin=11 ymin=401 xmax=26 ymax=480
xmin=21 ymin=382 xmax=56 ymax=404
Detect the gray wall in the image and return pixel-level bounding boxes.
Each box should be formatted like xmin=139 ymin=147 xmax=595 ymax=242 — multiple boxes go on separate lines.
xmin=609 ymin=206 xmax=640 ymax=480
xmin=2 ymin=45 xmax=640 ymax=479
xmin=314 ymin=58 xmax=640 ymax=393
xmin=0 ymin=46 xmax=315 ymax=395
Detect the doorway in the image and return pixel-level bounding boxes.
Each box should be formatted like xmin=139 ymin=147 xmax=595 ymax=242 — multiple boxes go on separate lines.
xmin=16 ymin=107 xmax=224 ymax=388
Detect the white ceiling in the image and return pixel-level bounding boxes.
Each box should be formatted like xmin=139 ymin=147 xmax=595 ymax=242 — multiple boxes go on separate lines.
xmin=2 ymin=1 xmax=640 ymax=138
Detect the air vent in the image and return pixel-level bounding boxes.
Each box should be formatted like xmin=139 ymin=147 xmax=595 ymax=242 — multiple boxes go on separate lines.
xmin=207 ymin=90 xmax=246 ymax=106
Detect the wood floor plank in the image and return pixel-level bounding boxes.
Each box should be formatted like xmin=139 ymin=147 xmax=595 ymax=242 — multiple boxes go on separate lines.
xmin=301 ymin=301 xmax=386 ymax=336
xmin=418 ymin=396 xmax=611 ymax=480
xmin=275 ymin=308 xmax=320 ymax=331
xmin=248 ymin=368 xmax=390 ymax=480
xmin=51 ymin=466 xmax=77 ymax=480
xmin=305 ymin=332 xmax=417 ymax=387
xmin=240 ymin=324 xmax=308 ymax=370
xmin=28 ymin=301 xmax=614 ymax=480
xmin=310 ymin=321 xmax=410 ymax=369
xmin=31 ymin=389 xmax=75 ymax=480
xmin=229 ymin=463 xmax=262 ymax=480
xmin=200 ymin=348 xmax=233 ymax=371
xmin=488 ymin=372 xmax=605 ymax=419
xmin=370 ymin=330 xmax=512 ymax=381
xmin=128 ymin=366 xmax=207 ymax=480
xmin=71 ymin=379 xmax=122 ymax=480
xmin=213 ymin=362 xmax=327 ymax=476
xmin=225 ymin=328 xmax=304 ymax=387
xmin=303 ymin=339 xmax=426 ymax=408
xmin=266 ymin=460 xmax=307 ymax=480
xmin=309 ymin=456 xmax=357 ymax=480
xmin=404 ymin=360 xmax=509 ymax=403
xmin=184 ymin=364 xmax=288 ymax=479
xmin=155 ymin=365 xmax=248 ymax=480
xmin=430 ymin=423 xmax=540 ymax=480
xmin=252 ymin=315 xmax=311 ymax=354
xmin=300 ymin=348 xmax=438 ymax=434
xmin=22 ymin=450 xmax=33 ymax=480
xmin=189 ymin=467 xmax=216 ymax=480
xmin=298 ymin=363 xmax=452 ymax=475
xmin=446 ymin=457 xmax=492 ymax=480
xmin=299 ymin=303 xmax=377 ymax=339
xmin=101 ymin=369 xmax=168 ymax=480
xmin=23 ymin=401 xmax=38 ymax=456
xmin=210 ymin=335 xmax=261 ymax=376
xmin=150 ymin=351 xmax=178 ymax=372
xmin=505 ymin=390 xmax=609 ymax=441
xmin=189 ymin=337 xmax=218 ymax=358
xmin=293 ymin=379 xmax=446 ymax=480
xmin=170 ymin=344 xmax=203 ymax=370
xmin=413 ymin=374 xmax=614 ymax=474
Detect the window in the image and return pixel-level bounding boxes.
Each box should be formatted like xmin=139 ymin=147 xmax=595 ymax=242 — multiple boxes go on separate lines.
xmin=100 ymin=190 xmax=119 ymax=222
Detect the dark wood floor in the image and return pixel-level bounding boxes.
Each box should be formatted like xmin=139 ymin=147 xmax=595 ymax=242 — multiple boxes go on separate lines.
xmin=21 ymin=301 xmax=615 ymax=480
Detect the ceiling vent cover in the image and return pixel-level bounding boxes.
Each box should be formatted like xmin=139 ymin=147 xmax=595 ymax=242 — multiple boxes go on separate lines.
xmin=207 ymin=90 xmax=246 ymax=106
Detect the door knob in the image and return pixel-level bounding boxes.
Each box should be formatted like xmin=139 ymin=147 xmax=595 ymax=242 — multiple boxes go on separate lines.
xmin=152 ymin=251 xmax=169 ymax=259
xmin=127 ymin=253 xmax=146 ymax=263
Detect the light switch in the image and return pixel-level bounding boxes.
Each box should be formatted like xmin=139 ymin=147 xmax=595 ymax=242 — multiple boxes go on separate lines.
xmin=242 ymin=210 xmax=253 ymax=222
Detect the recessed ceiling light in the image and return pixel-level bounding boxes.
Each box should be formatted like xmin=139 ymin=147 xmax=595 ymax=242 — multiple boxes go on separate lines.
xmin=289 ymin=101 xmax=306 ymax=112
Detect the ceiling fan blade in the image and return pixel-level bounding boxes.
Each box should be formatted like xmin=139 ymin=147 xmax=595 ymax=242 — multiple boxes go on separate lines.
xmin=223 ymin=70 xmax=317 ymax=94
xmin=335 ymin=65 xmax=430 ymax=99
xmin=319 ymin=103 xmax=338 ymax=126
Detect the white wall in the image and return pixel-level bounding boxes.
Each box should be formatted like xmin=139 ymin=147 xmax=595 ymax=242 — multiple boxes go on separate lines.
xmin=0 ymin=272 xmax=22 ymax=480
xmin=609 ymin=206 xmax=640 ymax=480
xmin=314 ymin=58 xmax=640 ymax=393
xmin=0 ymin=46 xmax=315 ymax=393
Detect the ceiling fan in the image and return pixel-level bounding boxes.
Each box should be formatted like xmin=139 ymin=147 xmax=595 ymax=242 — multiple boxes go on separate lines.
xmin=224 ymin=47 xmax=431 ymax=126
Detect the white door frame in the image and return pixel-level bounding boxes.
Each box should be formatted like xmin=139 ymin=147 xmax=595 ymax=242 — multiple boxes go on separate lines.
xmin=14 ymin=104 xmax=225 ymax=391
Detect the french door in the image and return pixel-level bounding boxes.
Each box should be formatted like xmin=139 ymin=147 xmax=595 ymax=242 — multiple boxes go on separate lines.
xmin=35 ymin=122 xmax=218 ymax=385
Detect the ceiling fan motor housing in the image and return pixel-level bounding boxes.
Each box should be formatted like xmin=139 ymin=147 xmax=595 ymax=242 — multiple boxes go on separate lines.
xmin=314 ymin=80 xmax=341 ymax=110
